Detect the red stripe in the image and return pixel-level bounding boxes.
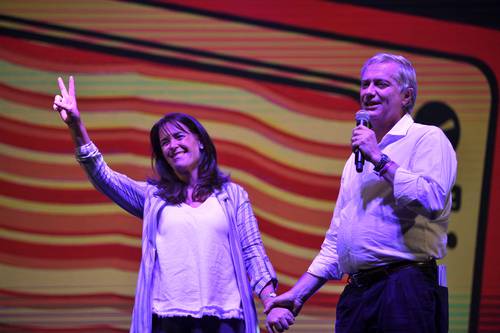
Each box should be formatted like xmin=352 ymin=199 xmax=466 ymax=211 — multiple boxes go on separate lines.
xmin=259 ymin=216 xmax=324 ymax=249
xmin=166 ymin=0 xmax=500 ymax=60
xmin=260 ymin=82 xmax=359 ymax=121
xmin=0 ymin=206 xmax=140 ymax=237
xmin=0 ymin=252 xmax=137 ymax=271
xmin=0 ymin=237 xmax=140 ymax=261
xmin=0 ymin=111 xmax=343 ymax=197
xmin=0 ymin=324 xmax=127 ymax=333
xmin=0 ymin=35 xmax=360 ymax=121
xmin=0 ymin=178 xmax=111 ymax=204
xmin=0 ymin=168 xmax=336 ymax=207
xmin=0 ymin=288 xmax=133 ymax=305
xmin=219 ymin=140 xmax=341 ymax=199
xmin=0 ymin=153 xmax=149 ymax=182
xmin=0 ymin=176 xmax=331 ymax=227
xmin=0 ymin=82 xmax=351 ymax=158
xmin=0 ymin=35 xmax=129 ymax=67
xmin=242 ymin=181 xmax=333 ymax=228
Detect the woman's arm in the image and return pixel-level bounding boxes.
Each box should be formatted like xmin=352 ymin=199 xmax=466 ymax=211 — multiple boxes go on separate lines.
xmin=53 ymin=76 xmax=146 ymax=217
xmin=231 ymin=185 xmax=276 ymax=295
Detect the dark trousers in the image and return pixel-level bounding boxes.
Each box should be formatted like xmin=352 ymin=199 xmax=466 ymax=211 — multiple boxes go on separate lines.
xmin=335 ymin=264 xmax=448 ymax=333
xmin=152 ymin=314 xmax=245 ymax=333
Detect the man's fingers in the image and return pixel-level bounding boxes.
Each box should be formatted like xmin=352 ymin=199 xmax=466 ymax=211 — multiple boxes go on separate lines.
xmin=273 ymin=322 xmax=283 ymax=332
xmin=264 ymin=299 xmax=275 ymax=313
xmin=279 ymin=319 xmax=289 ymax=331
xmin=69 ymin=75 xmax=75 ymax=97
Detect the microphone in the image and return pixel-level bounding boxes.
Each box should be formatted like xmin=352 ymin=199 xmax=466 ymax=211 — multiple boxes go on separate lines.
xmin=354 ymin=110 xmax=371 ymax=173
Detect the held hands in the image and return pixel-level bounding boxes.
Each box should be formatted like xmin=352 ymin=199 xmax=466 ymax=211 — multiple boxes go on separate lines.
xmin=265 ymin=307 xmax=295 ymax=333
xmin=264 ymin=290 xmax=304 ymax=317
xmin=264 ymin=290 xmax=305 ymax=332
xmin=53 ymin=76 xmax=80 ymax=125
xmin=351 ymin=124 xmax=382 ymax=166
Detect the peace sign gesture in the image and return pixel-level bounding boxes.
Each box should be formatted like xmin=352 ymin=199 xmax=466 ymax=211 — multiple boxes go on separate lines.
xmin=53 ymin=76 xmax=80 ymax=125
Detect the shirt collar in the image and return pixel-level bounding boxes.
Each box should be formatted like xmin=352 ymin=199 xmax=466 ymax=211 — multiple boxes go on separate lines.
xmin=379 ymin=113 xmax=414 ymax=146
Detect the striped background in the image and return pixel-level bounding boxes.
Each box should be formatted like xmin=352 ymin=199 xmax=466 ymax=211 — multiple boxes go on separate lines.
xmin=0 ymin=1 xmax=498 ymax=332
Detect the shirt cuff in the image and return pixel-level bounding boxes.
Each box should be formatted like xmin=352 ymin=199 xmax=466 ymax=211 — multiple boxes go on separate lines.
xmin=75 ymin=141 xmax=99 ymax=161
xmin=254 ymin=276 xmax=277 ymax=296
xmin=307 ymin=261 xmax=341 ymax=280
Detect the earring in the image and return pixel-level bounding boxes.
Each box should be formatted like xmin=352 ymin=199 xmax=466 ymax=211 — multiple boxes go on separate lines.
xmin=199 ymin=144 xmax=204 ymax=150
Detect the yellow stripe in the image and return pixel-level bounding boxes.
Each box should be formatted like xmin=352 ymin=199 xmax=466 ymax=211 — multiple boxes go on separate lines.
xmin=0 ymin=142 xmax=149 ymax=166
xmin=253 ymin=206 xmax=330 ymax=236
xmin=0 ymin=263 xmax=136 ymax=295
xmin=262 ymin=234 xmax=318 ymax=260
xmin=0 ymin=195 xmax=124 ymax=214
xmin=0 ymin=307 xmax=129 ymax=328
xmin=0 ymin=306 xmax=126 ymax=315
xmin=0 ymin=227 xmax=140 ymax=247
xmin=228 ymin=167 xmax=333 ymax=211
xmin=0 ymin=166 xmax=335 ymax=212
xmin=0 ymin=104 xmax=347 ymax=175
xmin=0 ymin=170 xmax=93 ymax=189
xmin=0 ymin=60 xmax=353 ymax=144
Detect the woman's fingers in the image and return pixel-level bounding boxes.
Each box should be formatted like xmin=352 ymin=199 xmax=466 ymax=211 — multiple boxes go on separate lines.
xmin=53 ymin=95 xmax=69 ymax=111
xmin=68 ymin=75 xmax=75 ymax=98
xmin=57 ymin=77 xmax=69 ymax=98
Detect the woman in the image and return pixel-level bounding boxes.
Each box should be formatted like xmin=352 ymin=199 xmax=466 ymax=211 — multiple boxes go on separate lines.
xmin=52 ymin=76 xmax=294 ymax=333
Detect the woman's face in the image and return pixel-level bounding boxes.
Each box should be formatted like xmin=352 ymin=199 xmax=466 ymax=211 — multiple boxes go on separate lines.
xmin=159 ymin=121 xmax=202 ymax=180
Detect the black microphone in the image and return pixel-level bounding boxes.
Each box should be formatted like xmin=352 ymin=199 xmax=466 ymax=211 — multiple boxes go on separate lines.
xmin=354 ymin=110 xmax=371 ymax=173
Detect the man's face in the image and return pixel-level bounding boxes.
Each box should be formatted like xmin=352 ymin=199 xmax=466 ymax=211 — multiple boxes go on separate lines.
xmin=360 ymin=61 xmax=408 ymax=130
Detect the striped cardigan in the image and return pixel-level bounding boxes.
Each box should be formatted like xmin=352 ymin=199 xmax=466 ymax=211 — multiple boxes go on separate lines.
xmin=77 ymin=142 xmax=277 ymax=333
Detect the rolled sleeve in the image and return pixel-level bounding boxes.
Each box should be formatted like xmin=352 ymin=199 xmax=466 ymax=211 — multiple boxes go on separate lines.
xmin=393 ymin=128 xmax=457 ymax=220
xmin=307 ymin=216 xmax=342 ymax=280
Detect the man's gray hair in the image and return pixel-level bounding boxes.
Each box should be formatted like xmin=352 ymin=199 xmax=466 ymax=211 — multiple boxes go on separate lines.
xmin=361 ymin=53 xmax=418 ymax=113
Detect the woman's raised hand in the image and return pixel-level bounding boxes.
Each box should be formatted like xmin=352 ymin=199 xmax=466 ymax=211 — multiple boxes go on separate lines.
xmin=53 ymin=76 xmax=80 ymax=125
xmin=52 ymin=76 xmax=90 ymax=147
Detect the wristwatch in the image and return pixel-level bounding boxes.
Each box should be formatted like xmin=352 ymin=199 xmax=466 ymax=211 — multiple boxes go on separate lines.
xmin=374 ymin=153 xmax=391 ymax=172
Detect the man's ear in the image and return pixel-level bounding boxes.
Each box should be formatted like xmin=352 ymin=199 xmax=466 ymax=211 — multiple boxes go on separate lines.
xmin=402 ymin=87 xmax=413 ymax=108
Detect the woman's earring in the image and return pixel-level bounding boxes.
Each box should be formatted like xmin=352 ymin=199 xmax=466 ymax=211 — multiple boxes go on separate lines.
xmin=199 ymin=144 xmax=204 ymax=150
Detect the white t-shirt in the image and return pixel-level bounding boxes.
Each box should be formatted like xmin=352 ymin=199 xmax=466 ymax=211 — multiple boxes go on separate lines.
xmin=151 ymin=195 xmax=243 ymax=319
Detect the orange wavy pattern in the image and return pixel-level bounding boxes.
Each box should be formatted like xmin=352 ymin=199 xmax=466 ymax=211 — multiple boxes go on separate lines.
xmin=0 ymin=1 xmax=495 ymax=332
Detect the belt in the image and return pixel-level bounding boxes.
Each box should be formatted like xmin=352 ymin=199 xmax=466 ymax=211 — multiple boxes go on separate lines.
xmin=348 ymin=259 xmax=437 ymax=288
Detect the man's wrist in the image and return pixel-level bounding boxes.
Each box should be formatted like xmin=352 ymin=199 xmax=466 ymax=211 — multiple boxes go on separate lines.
xmin=374 ymin=153 xmax=391 ymax=173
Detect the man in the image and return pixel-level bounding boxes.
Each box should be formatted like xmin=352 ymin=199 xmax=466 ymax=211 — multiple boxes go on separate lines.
xmin=265 ymin=53 xmax=457 ymax=333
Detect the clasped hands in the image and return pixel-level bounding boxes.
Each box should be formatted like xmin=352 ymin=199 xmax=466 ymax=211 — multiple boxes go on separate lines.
xmin=264 ymin=291 xmax=303 ymax=333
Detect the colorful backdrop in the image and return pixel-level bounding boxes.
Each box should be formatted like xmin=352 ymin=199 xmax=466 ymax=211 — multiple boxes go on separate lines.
xmin=1 ymin=1 xmax=499 ymax=332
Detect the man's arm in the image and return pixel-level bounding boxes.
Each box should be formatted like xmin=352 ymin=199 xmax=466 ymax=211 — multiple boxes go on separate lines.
xmin=264 ymin=272 xmax=327 ymax=316
xmin=352 ymin=123 xmax=457 ymax=219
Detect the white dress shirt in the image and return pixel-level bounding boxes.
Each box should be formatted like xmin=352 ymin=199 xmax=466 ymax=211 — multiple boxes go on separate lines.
xmin=308 ymin=114 xmax=457 ymax=279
